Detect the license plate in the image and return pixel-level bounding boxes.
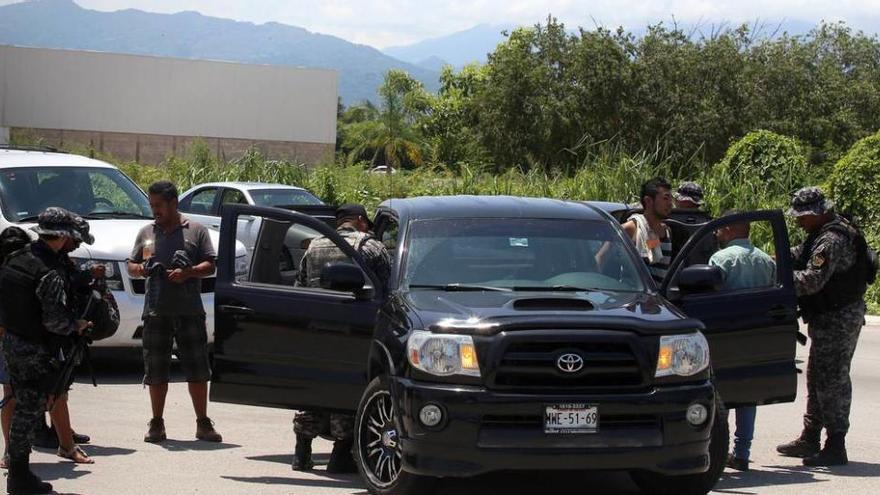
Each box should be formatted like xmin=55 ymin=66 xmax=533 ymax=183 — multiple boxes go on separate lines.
xmin=544 ymin=403 xmax=599 ymax=434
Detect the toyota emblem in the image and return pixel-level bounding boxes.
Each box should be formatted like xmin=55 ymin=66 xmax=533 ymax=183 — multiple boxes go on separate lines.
xmin=557 ymin=353 xmax=584 ymax=373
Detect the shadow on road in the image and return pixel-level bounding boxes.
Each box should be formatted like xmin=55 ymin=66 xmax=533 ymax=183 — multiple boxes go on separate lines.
xmin=714 ymin=461 xmax=880 ymax=493
xmin=247 ymin=453 xmax=330 ymax=466
xmin=30 ymin=461 xmax=92 ymax=482
xmin=222 ymin=474 xmax=364 ymax=490
xmin=157 ymin=439 xmax=241 ymax=452
xmin=226 ymin=467 xmax=640 ymax=494
xmin=435 ymin=470 xmax=640 ymax=495
xmin=762 ymin=461 xmax=880 ymax=478
xmin=715 ymin=466 xmax=825 ymax=493
xmin=78 ymin=445 xmax=137 ymax=458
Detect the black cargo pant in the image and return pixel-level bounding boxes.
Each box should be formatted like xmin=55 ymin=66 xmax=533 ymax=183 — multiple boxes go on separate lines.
xmin=293 ymin=410 xmax=354 ymax=441
xmin=803 ymin=302 xmax=865 ymax=435
xmin=2 ymin=333 xmax=54 ymax=460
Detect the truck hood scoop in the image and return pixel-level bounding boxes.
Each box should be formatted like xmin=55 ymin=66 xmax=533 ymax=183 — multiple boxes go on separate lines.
xmin=512 ymin=298 xmax=594 ymax=311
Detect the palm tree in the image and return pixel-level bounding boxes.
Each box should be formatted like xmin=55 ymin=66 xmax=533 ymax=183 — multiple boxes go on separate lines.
xmin=345 ymin=70 xmax=429 ymax=169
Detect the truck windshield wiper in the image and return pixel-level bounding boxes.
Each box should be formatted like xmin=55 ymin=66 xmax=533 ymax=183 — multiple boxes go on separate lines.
xmin=16 ymin=215 xmax=41 ymax=223
xmin=85 ymin=211 xmax=153 ymax=219
xmin=409 ymin=284 xmax=512 ymax=292
xmin=511 ymin=285 xmax=597 ymax=292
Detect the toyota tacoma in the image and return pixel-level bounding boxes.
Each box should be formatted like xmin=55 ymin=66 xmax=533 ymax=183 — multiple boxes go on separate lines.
xmin=209 ymin=196 xmax=798 ymax=495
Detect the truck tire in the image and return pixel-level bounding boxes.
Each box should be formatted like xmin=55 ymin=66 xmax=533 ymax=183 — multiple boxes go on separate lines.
xmin=630 ymin=396 xmax=729 ymax=495
xmin=354 ymin=376 xmax=438 ymax=495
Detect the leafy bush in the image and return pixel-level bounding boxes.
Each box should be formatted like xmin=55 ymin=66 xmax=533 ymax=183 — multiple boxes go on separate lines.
xmin=13 ymin=135 xmax=879 ymax=313
xmin=828 ymin=130 xmax=880 ymax=238
xmin=828 ymin=130 xmax=880 ymax=313
xmin=705 ymin=130 xmax=811 ymax=213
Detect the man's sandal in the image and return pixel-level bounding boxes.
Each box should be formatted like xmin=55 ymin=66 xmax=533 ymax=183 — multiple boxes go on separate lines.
xmin=57 ymin=445 xmax=94 ymax=464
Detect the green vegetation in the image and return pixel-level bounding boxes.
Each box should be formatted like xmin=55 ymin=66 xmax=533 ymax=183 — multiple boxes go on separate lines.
xmin=334 ymin=19 xmax=880 ymax=177
xmin=10 ymin=18 xmax=880 ymax=312
xmin=828 ymin=130 xmax=880 ymax=313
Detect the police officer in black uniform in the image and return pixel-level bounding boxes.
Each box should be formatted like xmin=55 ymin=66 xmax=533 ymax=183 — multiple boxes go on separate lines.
xmin=0 ymin=208 xmax=91 ymax=494
xmin=777 ymin=187 xmax=874 ymax=466
xmin=291 ymin=204 xmax=391 ymax=473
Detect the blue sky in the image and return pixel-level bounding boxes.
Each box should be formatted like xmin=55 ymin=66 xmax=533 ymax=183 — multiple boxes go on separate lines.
xmin=2 ymin=0 xmax=878 ymax=48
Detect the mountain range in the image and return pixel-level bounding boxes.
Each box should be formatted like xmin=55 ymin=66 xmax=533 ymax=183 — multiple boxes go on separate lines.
xmin=0 ymin=0 xmax=439 ymax=104
xmin=383 ymin=23 xmax=515 ymax=69
xmin=2 ymin=1 xmax=878 ymax=105
xmin=381 ymin=18 xmax=871 ymax=70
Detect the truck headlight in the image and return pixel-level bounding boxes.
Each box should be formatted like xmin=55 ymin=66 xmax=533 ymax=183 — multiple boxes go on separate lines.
xmin=69 ymin=258 xmax=124 ymax=291
xmin=407 ymin=330 xmax=480 ymax=377
xmin=655 ymin=333 xmax=710 ymax=378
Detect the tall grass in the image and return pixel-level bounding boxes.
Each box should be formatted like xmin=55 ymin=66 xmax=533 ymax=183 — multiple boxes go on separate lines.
xmin=11 ymin=137 xmax=877 ymax=314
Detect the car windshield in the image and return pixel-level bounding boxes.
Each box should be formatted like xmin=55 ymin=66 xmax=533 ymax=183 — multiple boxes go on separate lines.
xmin=249 ymin=188 xmax=323 ymax=207
xmin=403 ymin=218 xmax=645 ymax=292
xmin=0 ymin=166 xmax=152 ymax=222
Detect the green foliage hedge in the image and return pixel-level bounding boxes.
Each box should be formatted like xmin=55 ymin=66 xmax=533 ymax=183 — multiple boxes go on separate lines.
xmin=828 ymin=131 xmax=880 ymax=313
xmin=17 ymin=135 xmax=880 ymax=313
xmin=705 ymin=130 xmax=810 ymax=213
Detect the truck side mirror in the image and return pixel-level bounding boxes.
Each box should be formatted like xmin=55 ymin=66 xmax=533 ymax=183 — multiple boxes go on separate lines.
xmin=676 ymin=265 xmax=723 ymax=295
xmin=320 ymin=263 xmax=367 ymax=293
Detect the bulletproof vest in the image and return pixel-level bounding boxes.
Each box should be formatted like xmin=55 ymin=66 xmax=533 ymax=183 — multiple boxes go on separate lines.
xmin=796 ymin=216 xmax=870 ymax=315
xmin=303 ymin=229 xmax=373 ymax=288
xmin=0 ymin=246 xmax=54 ymax=343
xmin=666 ymin=209 xmax=717 ymax=265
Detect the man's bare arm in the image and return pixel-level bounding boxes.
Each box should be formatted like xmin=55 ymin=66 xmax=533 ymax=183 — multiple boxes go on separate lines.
xmin=127 ymin=261 xmax=146 ymax=278
xmin=622 ymin=220 xmax=637 ymax=242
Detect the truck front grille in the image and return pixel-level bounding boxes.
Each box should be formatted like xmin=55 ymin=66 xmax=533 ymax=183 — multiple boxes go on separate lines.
xmin=490 ymin=340 xmax=645 ymax=390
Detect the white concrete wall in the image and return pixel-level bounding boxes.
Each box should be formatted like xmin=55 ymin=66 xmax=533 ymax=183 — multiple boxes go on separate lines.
xmin=0 ymin=45 xmax=337 ymax=145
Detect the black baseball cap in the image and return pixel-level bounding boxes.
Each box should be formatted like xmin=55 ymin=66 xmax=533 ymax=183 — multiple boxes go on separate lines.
xmin=336 ymin=203 xmax=373 ymax=228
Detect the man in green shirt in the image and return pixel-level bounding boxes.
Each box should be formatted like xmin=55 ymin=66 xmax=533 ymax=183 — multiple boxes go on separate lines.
xmin=709 ymin=211 xmax=776 ymax=471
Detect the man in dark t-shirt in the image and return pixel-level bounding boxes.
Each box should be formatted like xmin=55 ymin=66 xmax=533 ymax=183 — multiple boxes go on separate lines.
xmin=127 ymin=181 xmax=222 ymax=444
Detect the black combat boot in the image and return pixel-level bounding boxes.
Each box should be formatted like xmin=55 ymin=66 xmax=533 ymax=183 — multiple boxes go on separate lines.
xmin=6 ymin=457 xmax=53 ymax=495
xmin=804 ymin=433 xmax=848 ymax=467
xmin=43 ymin=424 xmax=90 ymax=445
xmin=291 ymin=434 xmax=314 ymax=471
xmin=326 ymin=438 xmax=357 ymax=474
xmin=30 ymin=421 xmax=58 ymax=450
xmin=777 ymin=427 xmax=821 ymax=458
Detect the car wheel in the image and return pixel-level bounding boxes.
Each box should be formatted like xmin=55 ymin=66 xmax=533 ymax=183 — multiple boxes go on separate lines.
xmin=630 ymin=395 xmax=729 ymax=495
xmin=354 ymin=376 xmax=437 ymax=495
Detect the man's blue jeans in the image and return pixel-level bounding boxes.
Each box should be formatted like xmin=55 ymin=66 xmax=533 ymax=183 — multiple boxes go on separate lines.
xmin=727 ymin=406 xmax=757 ymax=460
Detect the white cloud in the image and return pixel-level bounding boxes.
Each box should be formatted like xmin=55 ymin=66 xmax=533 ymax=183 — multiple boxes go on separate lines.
xmin=1 ymin=0 xmax=878 ymax=47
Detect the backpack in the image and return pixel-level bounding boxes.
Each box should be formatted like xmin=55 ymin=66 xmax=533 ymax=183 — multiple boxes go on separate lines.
xmin=838 ymin=213 xmax=878 ymax=286
xmin=77 ymin=280 xmax=120 ymax=342
xmin=866 ymin=245 xmax=878 ymax=285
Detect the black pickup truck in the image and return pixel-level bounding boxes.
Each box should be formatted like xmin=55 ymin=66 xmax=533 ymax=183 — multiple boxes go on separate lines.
xmin=209 ymin=196 xmax=798 ymax=495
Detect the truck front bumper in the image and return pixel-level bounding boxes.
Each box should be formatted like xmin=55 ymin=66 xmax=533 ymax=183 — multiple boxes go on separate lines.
xmin=391 ymin=377 xmax=715 ymax=478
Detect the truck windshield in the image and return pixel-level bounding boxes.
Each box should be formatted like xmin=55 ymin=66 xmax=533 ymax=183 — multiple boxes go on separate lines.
xmin=0 ymin=166 xmax=152 ymax=222
xmin=404 ymin=218 xmax=645 ymax=292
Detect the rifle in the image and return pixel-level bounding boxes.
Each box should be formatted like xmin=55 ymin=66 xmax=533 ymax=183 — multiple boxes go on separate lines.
xmin=49 ymin=295 xmax=97 ymax=406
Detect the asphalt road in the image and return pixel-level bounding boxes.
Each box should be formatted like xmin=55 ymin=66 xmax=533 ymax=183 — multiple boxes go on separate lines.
xmin=10 ymin=319 xmax=880 ymax=495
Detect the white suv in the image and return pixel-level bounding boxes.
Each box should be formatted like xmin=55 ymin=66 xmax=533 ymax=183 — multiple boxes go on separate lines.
xmin=0 ymin=147 xmax=247 ymax=347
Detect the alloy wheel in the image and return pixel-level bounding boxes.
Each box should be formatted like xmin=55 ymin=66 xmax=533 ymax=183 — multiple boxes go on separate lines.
xmin=358 ymin=390 xmax=402 ymax=488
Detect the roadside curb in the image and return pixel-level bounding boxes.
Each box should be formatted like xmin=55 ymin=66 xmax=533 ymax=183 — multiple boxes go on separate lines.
xmin=866 ymin=315 xmax=880 ymax=325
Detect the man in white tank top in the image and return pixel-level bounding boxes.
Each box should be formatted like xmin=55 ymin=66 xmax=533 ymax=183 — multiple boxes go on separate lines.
xmin=622 ymin=178 xmax=674 ymax=284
